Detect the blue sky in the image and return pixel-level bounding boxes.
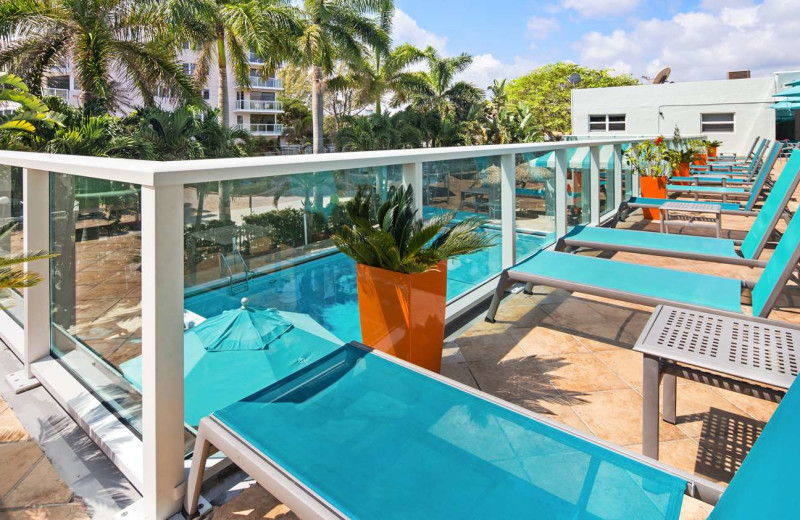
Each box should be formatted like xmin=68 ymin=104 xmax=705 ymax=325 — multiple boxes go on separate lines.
xmin=391 ymin=0 xmax=800 ymax=88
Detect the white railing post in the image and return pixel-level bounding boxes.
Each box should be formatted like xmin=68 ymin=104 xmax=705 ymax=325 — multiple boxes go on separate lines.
xmin=402 ymin=162 xmax=423 ymax=211
xmin=613 ymin=145 xmax=623 ymax=209
xmin=500 ymin=153 xmax=516 ymax=268
xmin=589 ymin=146 xmax=600 ymax=225
xmin=555 ymin=149 xmax=568 ymax=238
xmin=141 ymin=183 xmax=185 ymax=520
xmin=22 ymin=168 xmax=50 ymax=378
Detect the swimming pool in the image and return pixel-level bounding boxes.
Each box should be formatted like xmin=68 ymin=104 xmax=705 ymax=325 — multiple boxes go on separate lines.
xmin=185 ymin=232 xmax=547 ymax=342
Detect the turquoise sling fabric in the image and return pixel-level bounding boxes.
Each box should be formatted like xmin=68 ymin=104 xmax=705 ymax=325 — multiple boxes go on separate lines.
xmin=740 ymin=151 xmax=800 ymax=259
xmin=192 ymin=304 xmax=293 ymax=351
xmin=751 ymin=200 xmax=800 ymax=317
xmin=626 ymin=197 xmax=742 ymax=212
xmin=563 ymin=226 xmax=739 ymax=260
xmin=666 ymin=184 xmax=748 ymax=194
xmin=708 ymin=376 xmax=800 ymax=519
xmin=742 ymin=143 xmax=780 ymax=211
xmin=215 ymin=344 xmax=686 ymax=520
xmin=511 ymin=250 xmax=742 ymax=312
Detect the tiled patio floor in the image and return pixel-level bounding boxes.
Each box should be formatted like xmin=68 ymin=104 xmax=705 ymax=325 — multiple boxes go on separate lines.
xmin=0 ymin=395 xmax=89 ymax=520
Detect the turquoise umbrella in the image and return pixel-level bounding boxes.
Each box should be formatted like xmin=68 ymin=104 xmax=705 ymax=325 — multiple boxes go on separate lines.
xmin=769 ymin=100 xmax=800 ymax=109
xmin=120 ymin=304 xmax=343 ymax=425
xmin=774 ymin=86 xmax=800 ymax=97
xmin=192 ymin=298 xmax=292 ymax=351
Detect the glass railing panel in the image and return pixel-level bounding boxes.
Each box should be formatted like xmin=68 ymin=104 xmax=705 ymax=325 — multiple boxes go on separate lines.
xmin=421 ymin=156 xmax=504 ymax=301
xmin=49 ymin=173 xmax=144 ymax=437
xmin=0 ymin=164 xmax=23 ymax=324
xmin=621 ymin=143 xmax=633 ymax=200
xmin=598 ymin=145 xmax=616 ymax=216
xmin=567 ymin=146 xmax=591 ymax=228
xmin=515 ymin=152 xmax=556 ymax=262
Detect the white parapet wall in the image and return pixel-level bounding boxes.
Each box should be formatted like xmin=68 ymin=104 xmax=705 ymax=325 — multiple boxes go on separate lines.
xmin=571 ymin=75 xmax=783 ymax=155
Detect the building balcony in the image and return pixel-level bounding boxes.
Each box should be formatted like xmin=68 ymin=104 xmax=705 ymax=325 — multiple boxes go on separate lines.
xmin=248 ymin=123 xmax=283 ymax=136
xmin=235 ymin=99 xmax=283 ymax=112
xmin=247 ymin=52 xmax=265 ymax=64
xmin=239 ymin=76 xmax=283 ymax=90
xmin=42 ymin=87 xmax=70 ymax=100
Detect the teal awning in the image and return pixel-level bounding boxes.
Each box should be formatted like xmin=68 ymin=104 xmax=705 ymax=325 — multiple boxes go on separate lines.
xmin=774 ymin=86 xmax=800 ymax=97
xmin=769 ymin=101 xmax=800 ymax=110
xmin=787 ymin=79 xmax=800 ymax=87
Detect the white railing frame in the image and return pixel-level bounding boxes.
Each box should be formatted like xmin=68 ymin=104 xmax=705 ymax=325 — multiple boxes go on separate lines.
xmin=235 ymin=100 xmax=283 ymax=111
xmin=0 ymin=134 xmax=704 ymax=519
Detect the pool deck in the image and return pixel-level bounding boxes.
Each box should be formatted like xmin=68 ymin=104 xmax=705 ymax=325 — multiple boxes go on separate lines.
xmin=0 ymin=159 xmax=796 ymax=519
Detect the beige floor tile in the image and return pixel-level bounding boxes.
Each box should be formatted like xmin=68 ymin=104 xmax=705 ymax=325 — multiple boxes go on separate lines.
xmin=0 ymin=409 xmax=29 ymax=443
xmin=208 ymin=484 xmax=298 ymax=520
xmin=0 ymin=504 xmax=90 ymax=520
xmin=667 ymin=383 xmax=758 ymax=439
xmin=2 ymin=459 xmax=73 ymax=508
xmin=533 ymin=353 xmax=629 ymax=393
xmin=593 ymin=348 xmax=644 ymax=389
xmin=712 ymin=387 xmax=779 ymax=423
xmin=455 ymin=332 xmax=528 ymax=365
xmin=440 ymin=363 xmax=478 ymax=389
xmin=680 ymin=496 xmax=713 ymax=520
xmin=507 ymin=326 xmax=588 ymax=357
xmin=571 ymin=389 xmax=687 ymax=446
xmin=0 ymin=442 xmax=42 ymax=499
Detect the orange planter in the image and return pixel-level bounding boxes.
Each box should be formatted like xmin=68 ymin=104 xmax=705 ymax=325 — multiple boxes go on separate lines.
xmin=693 ymin=154 xmax=708 ymax=166
xmin=639 ymin=176 xmax=668 ymax=220
xmin=708 ymin=147 xmax=718 ymax=158
xmin=672 ymin=162 xmax=690 ymax=186
xmin=356 ymin=261 xmax=447 ymax=373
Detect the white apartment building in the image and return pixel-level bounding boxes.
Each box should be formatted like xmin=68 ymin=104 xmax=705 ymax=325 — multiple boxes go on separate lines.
xmin=40 ymin=44 xmax=285 ymax=138
xmin=571 ymin=71 xmax=800 ymax=155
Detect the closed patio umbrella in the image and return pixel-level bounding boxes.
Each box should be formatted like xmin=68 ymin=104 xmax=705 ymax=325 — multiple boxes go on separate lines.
xmin=120 ymin=302 xmax=343 ymax=426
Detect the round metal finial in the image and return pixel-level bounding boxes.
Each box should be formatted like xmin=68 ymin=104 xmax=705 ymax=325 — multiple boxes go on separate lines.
xmin=241 ymin=297 xmax=249 ymax=309
xmin=567 ymin=73 xmax=582 ymax=86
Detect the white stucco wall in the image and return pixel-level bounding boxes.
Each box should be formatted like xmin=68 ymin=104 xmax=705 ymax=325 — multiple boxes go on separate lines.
xmin=571 ymin=76 xmax=782 ymax=154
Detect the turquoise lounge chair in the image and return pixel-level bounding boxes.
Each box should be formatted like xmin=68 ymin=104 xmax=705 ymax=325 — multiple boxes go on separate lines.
xmin=692 ymin=138 xmax=767 ymax=175
xmin=619 ymin=142 xmax=782 ymax=219
xmin=561 ymin=150 xmax=800 ymax=267
xmin=183 ymin=340 xmax=800 ymax=519
xmin=485 ymin=193 xmax=800 ymax=322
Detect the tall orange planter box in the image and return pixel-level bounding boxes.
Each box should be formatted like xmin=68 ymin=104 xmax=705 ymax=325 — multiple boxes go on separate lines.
xmin=708 ymin=147 xmax=718 ymax=158
xmin=693 ymin=154 xmax=708 ymax=166
xmin=356 ymin=260 xmax=447 ymax=373
xmin=639 ymin=176 xmax=667 ymax=220
xmin=672 ymin=162 xmax=690 ymax=186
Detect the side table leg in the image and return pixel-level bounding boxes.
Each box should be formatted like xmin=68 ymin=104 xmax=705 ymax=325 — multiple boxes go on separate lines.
xmin=643 ymin=354 xmax=662 ymax=460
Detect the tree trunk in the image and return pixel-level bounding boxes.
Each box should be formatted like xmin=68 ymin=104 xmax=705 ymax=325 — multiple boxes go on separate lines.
xmin=217 ymin=36 xmax=229 ymax=127
xmin=311 ymin=66 xmax=325 ymax=154
xmin=375 ymin=97 xmax=381 ymax=116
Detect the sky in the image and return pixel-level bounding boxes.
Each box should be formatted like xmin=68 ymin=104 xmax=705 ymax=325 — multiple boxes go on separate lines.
xmin=392 ymin=0 xmax=800 ymax=88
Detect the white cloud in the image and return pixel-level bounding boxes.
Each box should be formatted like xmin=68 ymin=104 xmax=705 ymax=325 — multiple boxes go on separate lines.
xmin=560 ymin=0 xmax=641 ymax=18
xmin=391 ymin=9 xmax=449 ymax=53
xmin=575 ymin=0 xmax=800 ymax=81
xmin=458 ymin=54 xmax=540 ymax=90
xmin=527 ymin=16 xmax=561 ymax=39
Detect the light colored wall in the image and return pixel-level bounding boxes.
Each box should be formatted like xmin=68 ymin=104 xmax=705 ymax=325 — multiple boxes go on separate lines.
xmin=571 ymin=76 xmax=781 ymax=154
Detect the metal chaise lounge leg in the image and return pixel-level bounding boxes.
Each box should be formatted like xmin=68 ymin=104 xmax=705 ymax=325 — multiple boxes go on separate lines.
xmin=485 ymin=270 xmax=510 ymax=323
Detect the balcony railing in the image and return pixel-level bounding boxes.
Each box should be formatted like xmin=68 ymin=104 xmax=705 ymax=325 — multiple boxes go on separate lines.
xmin=0 ymin=133 xmax=703 ymax=519
xmin=235 ymin=99 xmax=283 ymax=111
xmin=241 ymin=76 xmax=282 ymax=89
xmin=246 ymin=52 xmax=264 ymax=64
xmin=42 ymin=88 xmax=69 ymax=100
xmin=249 ymin=123 xmax=283 ymax=135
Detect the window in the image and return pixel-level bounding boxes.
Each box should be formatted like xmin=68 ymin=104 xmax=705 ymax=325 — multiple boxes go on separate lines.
xmin=182 ymin=63 xmax=196 ymax=76
xmin=701 ymin=113 xmax=734 ymax=133
xmin=589 ymin=114 xmax=626 ymax=132
xmin=236 ymin=115 xmax=244 ymax=125
xmin=202 ymin=89 xmax=210 ymax=100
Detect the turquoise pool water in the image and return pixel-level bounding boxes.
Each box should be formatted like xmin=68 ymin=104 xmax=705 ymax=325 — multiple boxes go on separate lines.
xmin=185 ymin=232 xmax=546 ymax=342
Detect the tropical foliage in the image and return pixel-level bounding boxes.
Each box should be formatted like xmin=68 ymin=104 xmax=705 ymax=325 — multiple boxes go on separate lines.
xmin=332 ymin=185 xmax=494 ymax=274
xmin=0 ymin=0 xmax=200 ymax=114
xmin=506 ymin=62 xmax=638 ymax=137
xmin=0 ymin=222 xmax=55 ymax=308
xmin=625 ymin=137 xmax=671 ymax=178
xmin=0 ymin=73 xmax=63 ymax=134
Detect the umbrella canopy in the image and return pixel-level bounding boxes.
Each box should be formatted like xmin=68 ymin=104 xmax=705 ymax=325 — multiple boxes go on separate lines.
xmin=774 ymin=86 xmax=800 ymax=97
xmin=531 ymin=147 xmax=616 ymax=170
xmin=769 ymin=100 xmax=800 ymax=110
xmin=121 ymin=309 xmax=343 ymax=425
xmin=191 ymin=298 xmax=292 ymax=351
xmin=787 ymin=79 xmax=800 ymax=87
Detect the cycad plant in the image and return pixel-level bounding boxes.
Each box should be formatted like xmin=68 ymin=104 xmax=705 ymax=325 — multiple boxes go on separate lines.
xmin=0 ymin=223 xmax=55 ymax=309
xmin=332 ymin=185 xmax=494 ymax=274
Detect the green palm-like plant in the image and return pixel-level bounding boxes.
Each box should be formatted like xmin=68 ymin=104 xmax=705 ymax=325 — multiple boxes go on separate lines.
xmin=162 ymin=0 xmax=301 ymax=127
xmin=409 ymin=46 xmax=484 ymax=118
xmin=332 ymin=185 xmax=494 ymax=274
xmin=0 ymin=73 xmax=64 ymax=133
xmin=0 ymin=223 xmax=55 ymax=308
xmin=288 ymin=0 xmax=391 ymax=154
xmin=0 ymin=0 xmax=200 ymax=114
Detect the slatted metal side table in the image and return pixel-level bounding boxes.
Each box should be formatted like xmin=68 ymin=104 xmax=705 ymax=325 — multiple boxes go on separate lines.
xmin=659 ymin=201 xmax=722 ymax=238
xmin=634 ymin=305 xmax=799 ymax=460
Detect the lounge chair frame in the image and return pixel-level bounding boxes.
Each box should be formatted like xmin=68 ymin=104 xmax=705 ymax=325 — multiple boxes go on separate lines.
xmin=183 ymin=342 xmax=724 ymax=519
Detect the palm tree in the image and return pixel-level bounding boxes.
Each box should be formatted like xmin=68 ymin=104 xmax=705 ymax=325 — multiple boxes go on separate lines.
xmin=0 ymin=0 xmax=200 ymax=114
xmin=0 ymin=222 xmax=55 ymax=308
xmin=162 ymin=0 xmax=301 ymax=127
xmin=0 ymin=73 xmax=63 ymax=133
xmin=290 ymin=0 xmax=391 ymax=154
xmin=410 ymin=46 xmax=484 ymax=117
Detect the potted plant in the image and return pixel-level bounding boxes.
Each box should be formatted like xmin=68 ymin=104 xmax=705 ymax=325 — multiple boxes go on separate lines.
xmin=625 ymin=136 xmax=670 ymax=219
xmin=332 ymin=186 xmax=493 ymax=372
xmin=689 ymin=139 xmax=708 ymax=165
xmin=705 ymin=140 xmax=723 ymax=158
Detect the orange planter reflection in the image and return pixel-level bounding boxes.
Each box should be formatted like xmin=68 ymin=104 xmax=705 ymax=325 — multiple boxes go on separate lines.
xmin=693 ymin=154 xmax=708 ymax=166
xmin=708 ymin=147 xmax=718 ymax=158
xmin=356 ymin=261 xmax=447 ymax=373
xmin=639 ymin=176 xmax=667 ymax=220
